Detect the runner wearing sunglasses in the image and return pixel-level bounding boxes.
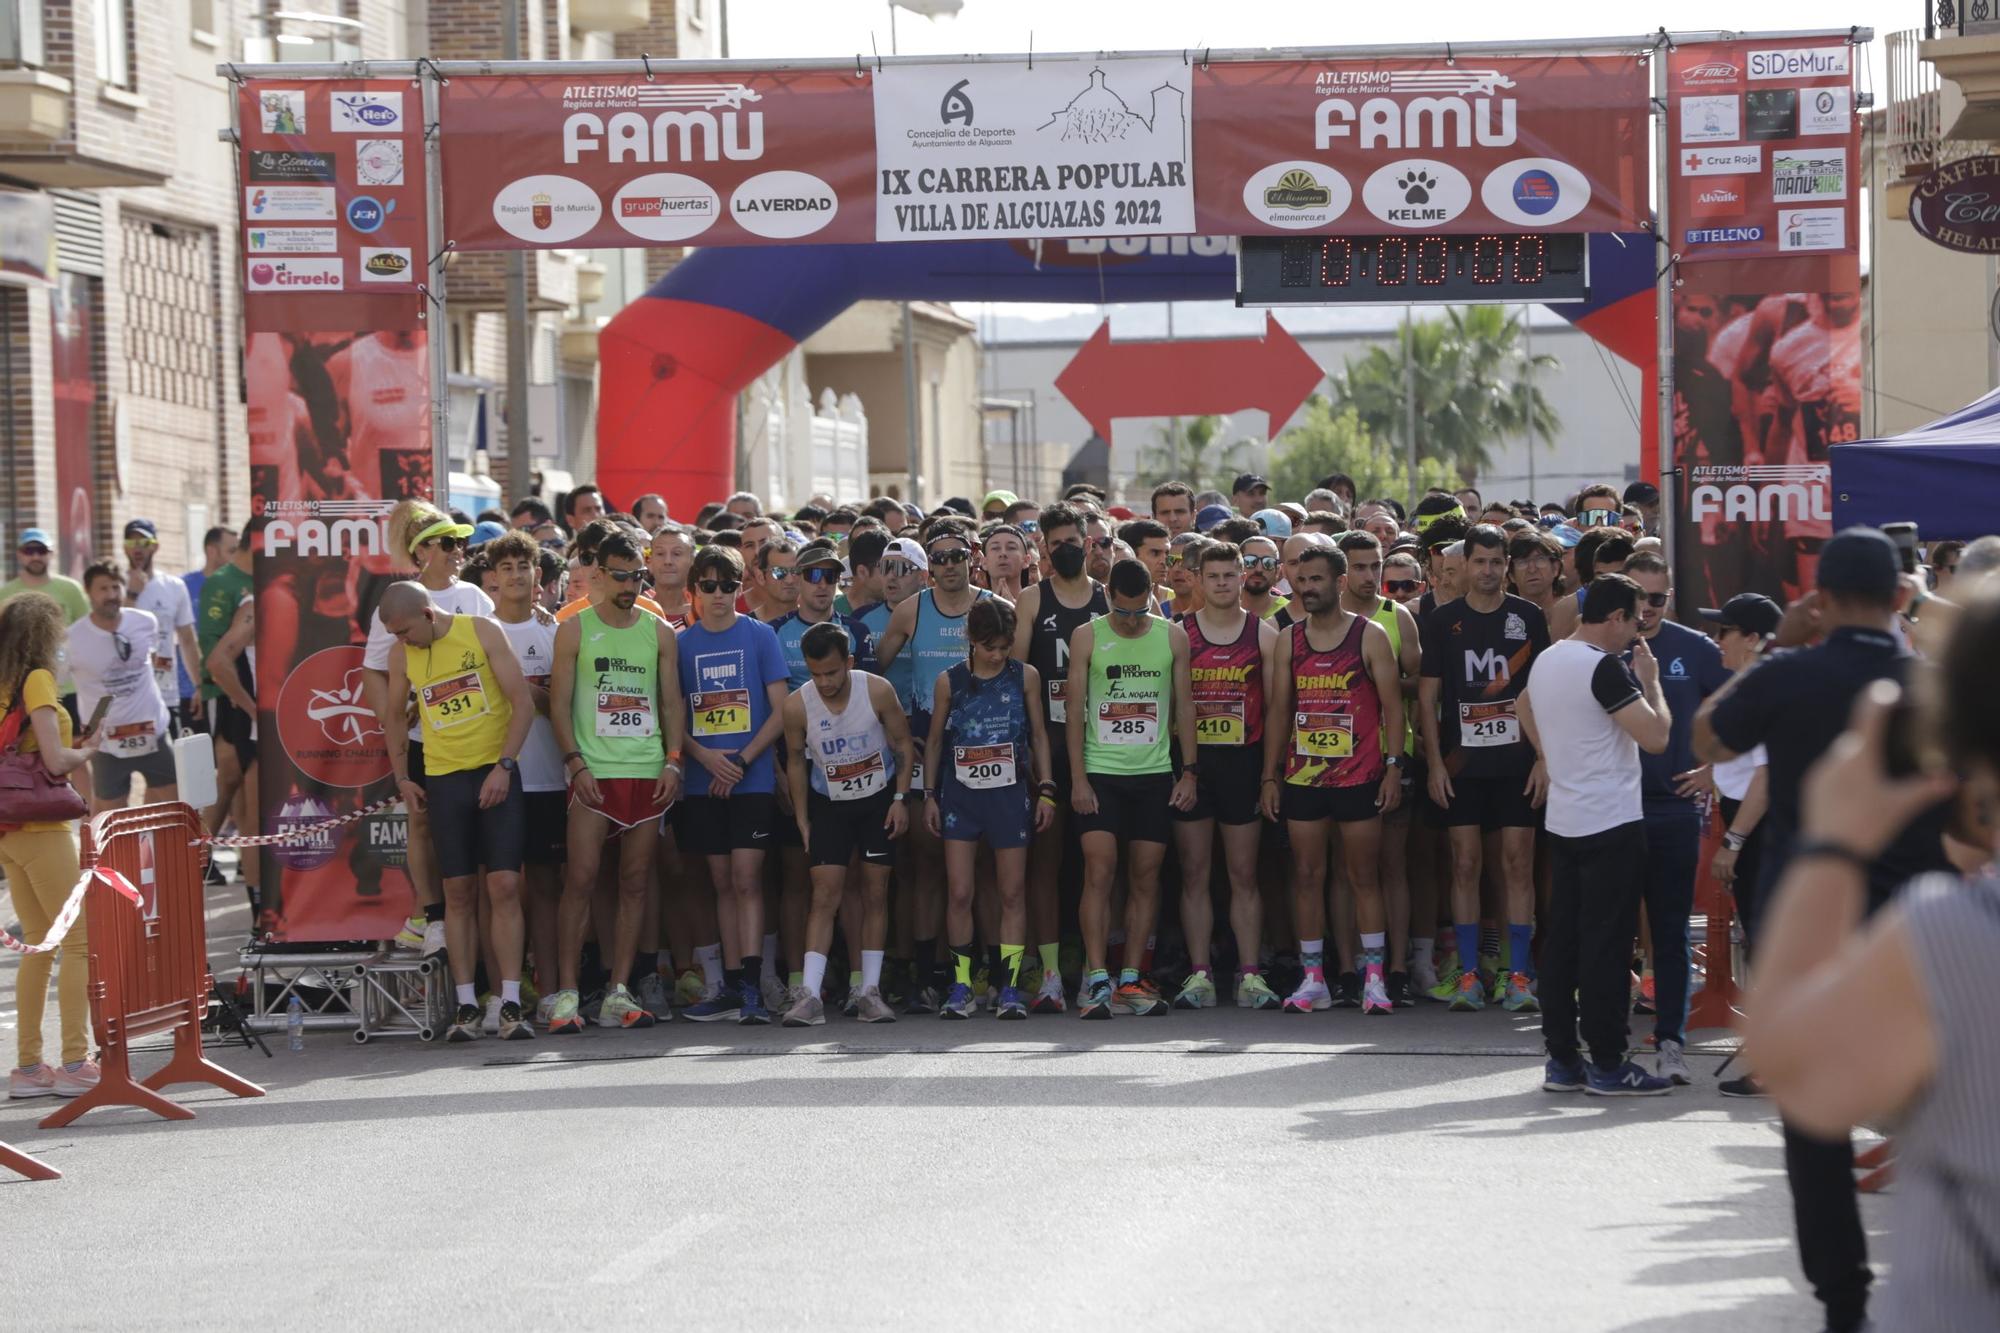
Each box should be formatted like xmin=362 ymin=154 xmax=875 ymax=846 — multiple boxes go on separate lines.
xmin=1239 ymin=535 xmax=1290 ymax=622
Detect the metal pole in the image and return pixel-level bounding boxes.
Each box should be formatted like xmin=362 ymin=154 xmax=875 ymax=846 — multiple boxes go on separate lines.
xmin=1652 ymin=47 xmax=1679 ymax=584
xmin=1404 ymin=304 xmax=1417 ymax=513
xmin=420 ymin=62 xmax=450 ymax=504
xmin=1167 ymin=300 xmax=1180 ymax=477
xmin=1524 ymin=304 xmax=1535 ymax=502
xmin=901 ymin=302 xmax=921 ymax=505
xmin=503 ymin=1 xmax=532 ymax=503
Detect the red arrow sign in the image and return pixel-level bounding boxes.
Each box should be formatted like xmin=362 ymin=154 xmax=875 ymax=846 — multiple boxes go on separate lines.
xmin=1053 ymin=312 xmax=1324 ymax=442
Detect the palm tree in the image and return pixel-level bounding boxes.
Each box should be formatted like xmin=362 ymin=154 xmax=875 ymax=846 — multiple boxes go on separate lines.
xmin=1328 ymin=306 xmax=1560 ymax=485
xmin=1134 ymin=414 xmax=1257 ymax=492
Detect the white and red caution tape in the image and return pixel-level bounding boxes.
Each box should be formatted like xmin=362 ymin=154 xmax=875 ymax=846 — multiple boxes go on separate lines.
xmin=196 ymin=794 xmax=401 ymax=849
xmin=0 ymin=868 xmax=135 ymax=956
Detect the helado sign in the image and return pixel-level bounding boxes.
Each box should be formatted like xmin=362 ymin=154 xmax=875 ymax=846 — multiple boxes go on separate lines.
xmin=1910 ymin=155 xmax=2000 ymax=255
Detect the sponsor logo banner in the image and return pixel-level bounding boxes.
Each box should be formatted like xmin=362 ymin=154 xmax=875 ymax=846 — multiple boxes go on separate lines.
xmin=1194 ymin=56 xmax=1644 ymax=236
xmin=332 ymin=91 xmax=403 ymax=132
xmin=245 ymin=185 xmax=336 ymax=220
xmin=873 ymin=59 xmax=1194 ymax=240
xmin=1747 ymin=46 xmax=1851 ymax=81
xmin=1682 ymin=145 xmax=1762 ymax=175
xmin=1685 ymin=226 xmax=1764 ymax=244
xmin=1802 ymin=86 xmax=1851 ymax=136
xmin=438 ymin=71 xmax=875 ymax=249
xmin=248 ymin=149 xmax=336 ymax=182
xmin=1777 ymin=206 xmax=1845 ymax=251
xmin=1745 ymin=89 xmax=1799 ymax=141
xmin=1772 ymin=149 xmax=1846 ymax=202
xmin=246 ymin=257 xmax=344 ymax=291
xmin=257 ymin=89 xmax=307 ymax=133
xmin=354 ymin=139 xmax=404 ymax=186
xmin=246 ymin=226 xmax=339 ymax=254
xmin=1689 ymin=178 xmax=1746 ymax=217
xmin=359 ymin=246 xmax=413 ymax=282
xmin=1680 ymin=95 xmax=1739 ymax=143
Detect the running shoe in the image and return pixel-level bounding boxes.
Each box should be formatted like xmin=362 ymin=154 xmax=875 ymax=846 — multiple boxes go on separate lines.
xmin=1426 ymin=964 xmax=1465 ymax=1004
xmin=7 ymin=1063 xmax=56 ymax=1099
xmin=1409 ymin=959 xmax=1440 ymax=996
xmin=51 ymin=1059 xmax=100 ymax=1097
xmin=519 ymin=978 xmax=540 ymax=1013
xmin=1585 ymin=1061 xmax=1672 ymax=1097
xmin=535 ymin=993 xmax=557 ymax=1028
xmin=760 ymin=976 xmax=787 ymax=1015
xmin=1656 ymin=1038 xmax=1692 ymax=1086
xmin=1486 ymin=966 xmax=1507 ymax=1007
xmin=782 ymin=993 xmax=827 ymax=1027
xmin=905 ymin=984 xmax=940 ymax=1016
xmin=995 ymin=986 xmax=1028 ymax=1020
xmin=1542 ymin=1057 xmax=1587 ymax=1093
xmin=392 ymin=915 xmax=426 ymax=951
xmin=1501 ymin=972 xmax=1540 ymax=1013
xmin=782 ymin=983 xmax=813 ymax=1015
xmin=636 ymin=972 xmax=672 ymax=1020
xmin=1388 ymin=971 xmax=1414 ymax=1008
xmin=971 ymin=965 xmax=992 ymax=1006
xmin=674 ymin=968 xmax=707 ymax=1008
xmin=855 ymin=989 xmax=898 ymax=1023
xmin=497 ymin=1000 xmax=535 ymax=1041
xmin=1031 ymin=972 xmax=1067 ymax=1014
xmin=422 ymin=920 xmax=447 ymax=959
xmin=1077 ymin=977 xmax=1114 ymax=1020
xmin=579 ymin=989 xmax=605 ymax=1025
xmin=1172 ymin=970 xmax=1218 ymax=1010
xmin=842 ymin=984 xmax=862 ymax=1019
xmin=1331 ymin=971 xmax=1362 ymax=1009
xmin=1448 ymin=970 xmax=1486 ymax=1012
xmin=598 ymin=984 xmax=657 ymax=1029
xmin=548 ymin=989 xmax=585 ymax=1035
xmin=1360 ymin=969 xmax=1393 ymax=1015
xmin=1236 ymin=972 xmax=1282 ymax=1010
xmin=1719 ymin=1073 xmax=1767 ymax=1099
xmin=446 ymin=1003 xmax=483 ymax=1043
xmin=1283 ymin=975 xmax=1332 ymax=1013
xmin=1115 ymin=979 xmax=1168 ymax=1017
xmin=1633 ymin=974 xmax=1657 ymax=1015
xmin=482 ymin=993 xmax=502 ymax=1035
xmin=940 ymin=982 xmax=977 ymax=1019
xmin=738 ymin=980 xmax=773 ymax=1026
xmin=682 ymin=987 xmax=742 ymax=1023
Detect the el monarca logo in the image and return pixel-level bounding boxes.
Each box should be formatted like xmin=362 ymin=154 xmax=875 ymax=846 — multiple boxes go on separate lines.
xmin=1264 ymin=169 xmax=1334 ymax=210
xmin=364 ymin=251 xmax=408 ymax=277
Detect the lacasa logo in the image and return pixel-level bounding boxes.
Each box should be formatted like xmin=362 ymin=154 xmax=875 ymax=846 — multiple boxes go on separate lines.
xmin=359 ymin=247 xmax=411 ymax=281
xmin=1679 ymin=60 xmax=1740 ymax=86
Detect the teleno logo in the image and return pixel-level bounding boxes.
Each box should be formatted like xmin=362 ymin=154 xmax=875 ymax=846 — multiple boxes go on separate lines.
xmin=1747 ymin=46 xmax=1851 ymax=80
xmin=1679 ymin=60 xmax=1740 ymax=85
xmin=1685 ymin=226 xmax=1764 ymax=244
xmin=346 ymin=195 xmax=393 ymax=233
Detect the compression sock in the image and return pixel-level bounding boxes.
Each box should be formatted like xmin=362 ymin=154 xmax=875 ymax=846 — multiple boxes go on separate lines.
xmin=848 ymin=969 xmax=863 ymax=993
xmin=1454 ymin=925 xmax=1482 ymax=976
xmin=724 ymin=965 xmax=743 ymax=992
xmin=696 ymin=943 xmax=724 ymax=989
xmin=1480 ymin=922 xmax=1500 ymax=963
xmin=1087 ymin=967 xmax=1110 ymax=990
xmin=861 ymin=949 xmax=884 ymax=992
xmin=950 ymin=945 xmax=975 ymax=987
xmin=788 ymin=969 xmax=804 ymax=989
xmin=1300 ymin=938 xmax=1326 ymax=979
xmin=1039 ymin=942 xmax=1060 ymax=978
xmin=1360 ymin=932 xmax=1386 ymax=975
xmin=1509 ymin=924 xmax=1536 ymax=979
xmin=1000 ymin=944 xmax=1024 ymax=989
xmin=802 ymin=951 xmax=828 ymax=999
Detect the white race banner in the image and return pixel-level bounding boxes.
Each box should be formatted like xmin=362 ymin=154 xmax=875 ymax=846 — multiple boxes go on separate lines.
xmin=873 ymin=58 xmax=1194 ymax=240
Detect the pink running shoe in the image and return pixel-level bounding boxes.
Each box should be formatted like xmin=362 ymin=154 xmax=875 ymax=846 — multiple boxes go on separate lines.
xmin=8 ymin=1063 xmax=57 ymax=1099
xmin=51 ymin=1059 xmax=100 ymax=1098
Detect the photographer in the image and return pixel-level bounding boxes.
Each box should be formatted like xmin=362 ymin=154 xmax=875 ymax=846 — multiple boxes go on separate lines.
xmin=1746 ymin=584 xmax=2000 ymax=1329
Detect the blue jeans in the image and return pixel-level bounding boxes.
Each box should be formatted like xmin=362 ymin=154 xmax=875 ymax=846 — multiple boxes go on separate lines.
xmin=1640 ymin=806 xmax=1701 ymax=1046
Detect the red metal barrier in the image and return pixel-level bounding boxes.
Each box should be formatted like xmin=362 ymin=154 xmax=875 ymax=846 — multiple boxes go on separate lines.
xmin=39 ymin=803 xmax=264 ymax=1129
xmin=1687 ymin=814 xmax=1742 ymax=1032
xmin=0 ymin=1139 xmax=59 ymax=1181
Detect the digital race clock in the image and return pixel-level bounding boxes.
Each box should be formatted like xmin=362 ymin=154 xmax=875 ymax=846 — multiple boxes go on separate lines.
xmin=1236 ymin=233 xmax=1590 ymax=306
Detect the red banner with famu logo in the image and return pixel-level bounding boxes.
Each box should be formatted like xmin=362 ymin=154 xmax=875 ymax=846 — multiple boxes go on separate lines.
xmin=236 ymin=78 xmax=433 ymax=942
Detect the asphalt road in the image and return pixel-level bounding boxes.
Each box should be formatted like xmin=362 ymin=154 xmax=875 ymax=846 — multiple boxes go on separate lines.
xmin=1 ymin=879 xmax=1880 ymax=1328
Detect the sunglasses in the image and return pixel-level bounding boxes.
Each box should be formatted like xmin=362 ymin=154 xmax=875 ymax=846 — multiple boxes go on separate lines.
xmin=1110 ymin=605 xmax=1151 ymax=618
xmin=1580 ymin=509 xmax=1619 ymax=527
xmin=696 ymin=579 xmax=742 ymax=595
xmin=880 ymin=561 xmax=919 ymax=578
xmin=1244 ymin=556 xmax=1281 ymax=571
xmin=1641 ymin=592 xmax=1670 ymax=608
xmin=426 ymin=535 xmax=465 ymax=552
xmin=1089 ymin=537 xmax=1115 ymax=550
xmin=1384 ymin=579 xmax=1420 ymax=594
xmin=1165 ymin=553 xmax=1186 ymax=567
xmin=764 ymin=566 xmax=794 ymax=580
xmin=126 ymin=537 xmax=159 ymax=548
xmin=801 ymin=567 xmax=839 ymax=585
xmin=19 ymin=546 xmax=49 ymax=555
xmin=928 ymin=548 xmax=971 ymax=566
xmin=601 ymin=567 xmax=644 ymax=584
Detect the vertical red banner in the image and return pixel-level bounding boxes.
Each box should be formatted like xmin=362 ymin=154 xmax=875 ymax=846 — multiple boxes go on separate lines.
xmin=1667 ymin=41 xmax=1861 ymax=611
xmin=49 ymin=271 xmax=96 ymax=582
xmin=236 ymin=77 xmax=432 ymax=942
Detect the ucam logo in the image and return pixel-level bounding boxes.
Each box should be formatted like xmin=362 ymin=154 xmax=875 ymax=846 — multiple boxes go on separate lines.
xmin=1746 ymin=46 xmax=1850 ymax=80
xmin=346 ymin=195 xmax=394 ymax=233
xmin=1478 ymin=158 xmax=1590 ymax=226
xmin=332 ymin=92 xmax=403 ymax=132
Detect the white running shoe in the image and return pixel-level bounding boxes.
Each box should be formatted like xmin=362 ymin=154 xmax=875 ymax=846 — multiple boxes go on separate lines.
xmin=421 ymin=920 xmax=446 ymax=958
xmin=1657 ymin=1038 xmax=1693 ymax=1086
xmin=482 ymin=994 xmax=502 ymax=1034
xmin=1282 ymin=975 xmax=1333 ymax=1013
xmin=1032 ymin=972 xmax=1067 ymax=1013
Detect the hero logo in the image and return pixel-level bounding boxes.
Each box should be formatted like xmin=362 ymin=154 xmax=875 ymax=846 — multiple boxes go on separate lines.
xmin=1679 ymin=60 xmax=1740 ymax=86
xmin=1317 ymin=87 xmax=1517 ymax=151
xmin=1362 ymin=159 xmax=1471 ymax=227
xmin=1689 ymin=466 xmax=1831 ymax=523
xmin=332 ymin=92 xmax=403 ymax=132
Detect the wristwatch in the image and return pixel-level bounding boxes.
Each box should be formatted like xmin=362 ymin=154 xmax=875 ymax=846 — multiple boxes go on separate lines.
xmin=1384 ymin=755 xmax=1405 ymax=768
xmin=1182 ymin=761 xmax=1201 ymax=776
xmin=891 ymin=791 xmax=907 ymax=803
xmin=498 ymin=756 xmax=518 ymax=773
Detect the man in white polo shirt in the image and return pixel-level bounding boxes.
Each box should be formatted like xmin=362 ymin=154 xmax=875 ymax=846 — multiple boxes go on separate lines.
xmin=1519 ymin=572 xmax=1674 ymax=1098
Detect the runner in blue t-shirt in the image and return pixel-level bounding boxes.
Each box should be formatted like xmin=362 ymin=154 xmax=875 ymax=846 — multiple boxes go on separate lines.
xmin=674 ymin=544 xmax=792 ymax=1026
xmin=771 ymin=539 xmax=876 ymax=688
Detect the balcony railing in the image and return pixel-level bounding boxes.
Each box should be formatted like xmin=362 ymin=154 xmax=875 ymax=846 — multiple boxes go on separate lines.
xmin=1890 ymin=29 xmax=1943 ymax=176
xmin=1929 ymin=0 xmax=2000 ymax=38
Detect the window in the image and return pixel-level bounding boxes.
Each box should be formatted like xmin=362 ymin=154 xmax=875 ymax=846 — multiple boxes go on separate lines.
xmin=190 ymin=0 xmax=215 ymax=38
xmin=0 ymin=0 xmax=44 ymax=67
xmin=97 ymin=0 xmax=134 ymax=88
xmin=121 ymin=216 xmax=216 ymax=411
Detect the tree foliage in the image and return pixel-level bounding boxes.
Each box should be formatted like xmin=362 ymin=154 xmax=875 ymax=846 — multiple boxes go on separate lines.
xmin=1269 ymin=398 xmax=1457 ymax=505
xmin=1134 ymin=414 xmax=1257 ymax=492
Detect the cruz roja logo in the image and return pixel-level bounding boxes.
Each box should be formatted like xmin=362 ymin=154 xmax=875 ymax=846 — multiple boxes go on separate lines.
xmin=940 ymin=79 xmax=974 ymax=127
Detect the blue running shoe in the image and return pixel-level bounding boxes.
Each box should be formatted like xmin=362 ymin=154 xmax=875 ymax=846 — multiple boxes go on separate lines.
xmin=995 ymin=985 xmax=1027 ymax=1020
xmin=1542 ymin=1057 xmax=1587 ymax=1093
xmin=737 ymin=979 xmax=772 ymax=1026
xmin=940 ymin=982 xmax=977 ymax=1019
xmin=1585 ymin=1060 xmax=1672 ymax=1097
xmin=682 ymin=988 xmax=742 ymax=1023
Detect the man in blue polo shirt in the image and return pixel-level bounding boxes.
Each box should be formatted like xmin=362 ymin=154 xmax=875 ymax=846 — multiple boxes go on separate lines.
xmin=1619 ymin=551 xmax=1728 ymax=1085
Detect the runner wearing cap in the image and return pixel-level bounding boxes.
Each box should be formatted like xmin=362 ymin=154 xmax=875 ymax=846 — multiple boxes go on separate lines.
xmin=119 ymin=520 xmax=200 ymax=720
xmin=547 ymin=529 xmax=684 ymax=1033
xmin=980 ymin=490 xmax=1019 ymax=521
xmin=380 ymin=580 xmax=537 ymax=1043
xmin=66 ymin=562 xmax=177 ymax=812
xmin=781 ymin=622 xmax=914 ymax=1025
xmin=1010 ymin=501 xmax=1106 ymax=1013
xmin=1231 ymin=474 xmax=1271 ymax=519
xmin=0 ymin=528 xmax=87 ymax=622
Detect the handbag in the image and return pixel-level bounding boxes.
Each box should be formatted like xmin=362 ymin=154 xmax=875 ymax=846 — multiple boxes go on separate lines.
xmin=0 ymin=689 xmax=88 ymax=826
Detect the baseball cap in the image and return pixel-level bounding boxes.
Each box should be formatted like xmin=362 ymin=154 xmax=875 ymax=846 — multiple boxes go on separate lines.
xmin=123 ymin=518 xmax=158 ymax=542
xmin=1623 ymin=481 xmax=1661 ymax=507
xmin=900 ymin=502 xmax=924 ymax=522
xmin=1698 ymin=593 xmax=1782 ymax=637
xmin=980 ymin=489 xmax=1019 ymax=513
xmin=1550 ymin=524 xmax=1585 ymax=549
xmin=1253 ymin=508 xmax=1293 ymax=539
xmin=1231 ymin=473 xmax=1270 ymax=495
xmin=1815 ymin=526 xmax=1902 ymax=601
xmin=1107 ymin=505 xmax=1135 ymax=521
xmin=883 ymin=536 xmax=928 ymax=571
xmin=466 ymin=520 xmax=508 ymax=548
xmin=17 ymin=527 xmax=51 ymax=551
xmin=796 ymin=542 xmax=845 ymax=571
xmin=1195 ymin=504 xmax=1230 ymax=533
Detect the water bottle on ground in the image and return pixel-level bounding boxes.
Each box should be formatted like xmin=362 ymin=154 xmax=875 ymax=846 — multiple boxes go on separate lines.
xmin=287 ymin=995 xmax=304 ymax=1052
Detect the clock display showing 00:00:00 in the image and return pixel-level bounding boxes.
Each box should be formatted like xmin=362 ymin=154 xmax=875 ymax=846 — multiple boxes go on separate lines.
xmin=1316 ymin=235 xmax=1567 ymax=287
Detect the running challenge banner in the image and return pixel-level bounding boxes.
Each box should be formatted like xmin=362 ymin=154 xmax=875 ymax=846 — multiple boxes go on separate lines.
xmin=872 ymin=59 xmax=1194 ymax=240
xmin=236 ymin=78 xmax=432 ymax=943
xmin=1668 ymin=40 xmax=1858 ymax=267
xmin=437 ymin=72 xmax=876 ymax=249
xmin=1192 ymin=57 xmax=1646 ymax=235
